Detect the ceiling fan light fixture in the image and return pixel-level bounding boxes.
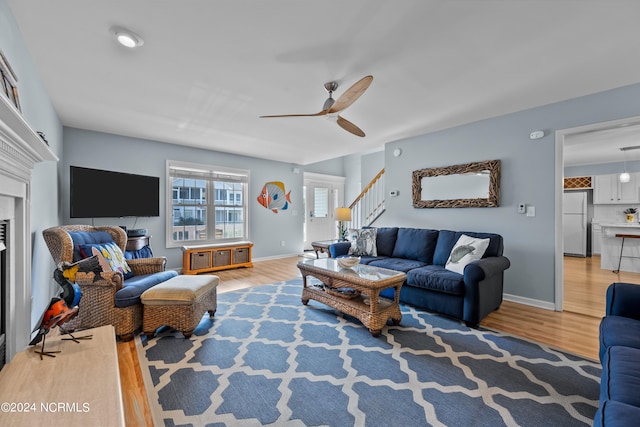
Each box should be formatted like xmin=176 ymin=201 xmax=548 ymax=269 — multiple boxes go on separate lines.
xmin=111 ymin=26 xmax=144 ymax=48
xmin=322 ymin=81 xmax=338 ymax=111
xmin=322 ymin=97 xmax=335 ymax=111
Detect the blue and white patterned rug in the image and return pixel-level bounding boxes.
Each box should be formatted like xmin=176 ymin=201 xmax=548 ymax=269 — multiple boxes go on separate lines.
xmin=135 ymin=279 xmax=601 ymax=427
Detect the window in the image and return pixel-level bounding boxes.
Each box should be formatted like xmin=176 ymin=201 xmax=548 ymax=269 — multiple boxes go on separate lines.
xmin=167 ymin=161 xmax=249 ymax=247
xmin=313 ymin=187 xmax=329 ymax=218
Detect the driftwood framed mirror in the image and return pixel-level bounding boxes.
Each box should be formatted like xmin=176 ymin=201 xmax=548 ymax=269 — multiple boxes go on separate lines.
xmin=412 ymin=159 xmax=500 ymax=208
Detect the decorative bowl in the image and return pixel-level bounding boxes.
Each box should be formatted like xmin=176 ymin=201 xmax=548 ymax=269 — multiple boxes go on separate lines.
xmin=337 ymin=257 xmax=360 ymax=268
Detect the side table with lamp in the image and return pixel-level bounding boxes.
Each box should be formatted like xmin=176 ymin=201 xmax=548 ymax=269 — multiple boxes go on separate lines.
xmin=309 ymin=207 xmax=352 ymax=259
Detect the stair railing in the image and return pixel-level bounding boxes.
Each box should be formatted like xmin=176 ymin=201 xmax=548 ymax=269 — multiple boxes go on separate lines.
xmin=348 ymin=168 xmax=385 ymax=229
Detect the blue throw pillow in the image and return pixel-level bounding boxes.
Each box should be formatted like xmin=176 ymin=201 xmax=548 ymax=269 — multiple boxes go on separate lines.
xmin=391 ymin=228 xmax=438 ymax=263
xmin=78 ymin=241 xmax=133 ymax=279
xmin=375 ymin=227 xmax=399 ymax=257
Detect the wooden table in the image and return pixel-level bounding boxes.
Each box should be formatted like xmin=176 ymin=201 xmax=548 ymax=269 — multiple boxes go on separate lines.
xmin=125 ymin=234 xmax=151 ymax=251
xmin=0 ymin=325 xmax=125 ymax=426
xmin=310 ymin=239 xmax=340 ymax=258
xmin=297 ymin=258 xmax=406 ymax=336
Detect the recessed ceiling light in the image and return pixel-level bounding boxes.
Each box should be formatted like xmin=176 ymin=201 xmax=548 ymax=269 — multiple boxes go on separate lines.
xmin=110 ymin=26 xmax=144 ymax=48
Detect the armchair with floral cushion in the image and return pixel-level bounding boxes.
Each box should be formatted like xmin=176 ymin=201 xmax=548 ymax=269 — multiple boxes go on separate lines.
xmin=42 ymin=225 xmax=177 ymax=341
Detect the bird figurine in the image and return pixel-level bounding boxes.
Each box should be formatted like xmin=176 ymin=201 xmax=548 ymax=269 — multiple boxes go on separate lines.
xmin=59 ymin=254 xmax=103 ymax=284
xmin=54 ymin=257 xmax=98 ymax=343
xmin=28 ymin=257 xmax=100 ymax=359
xmin=53 ymin=268 xmax=82 ymax=307
xmin=29 ymin=297 xmax=79 ymax=359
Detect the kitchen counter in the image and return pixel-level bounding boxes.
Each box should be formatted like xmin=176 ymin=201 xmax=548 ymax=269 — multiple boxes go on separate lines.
xmin=600 ymin=223 xmax=640 ymax=272
xmin=600 ymin=222 xmax=640 ymax=228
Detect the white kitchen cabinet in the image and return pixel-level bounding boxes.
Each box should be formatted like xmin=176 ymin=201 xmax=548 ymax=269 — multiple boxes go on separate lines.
xmin=593 ymin=173 xmax=640 ymax=204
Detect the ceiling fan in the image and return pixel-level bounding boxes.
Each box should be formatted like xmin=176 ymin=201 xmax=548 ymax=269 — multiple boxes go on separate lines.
xmin=260 ymin=75 xmax=373 ymax=137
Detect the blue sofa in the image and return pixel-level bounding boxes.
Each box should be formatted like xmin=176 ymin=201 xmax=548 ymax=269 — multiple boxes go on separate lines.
xmin=329 ymin=227 xmax=510 ymax=326
xmin=594 ymin=282 xmax=640 ymax=426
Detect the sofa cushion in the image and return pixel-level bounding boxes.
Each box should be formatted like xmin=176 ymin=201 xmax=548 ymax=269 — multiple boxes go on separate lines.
xmin=114 ymin=270 xmax=179 ymax=308
xmin=357 ymin=255 xmax=388 ymax=265
xmin=347 ymin=228 xmax=377 ymax=256
xmin=391 ymin=228 xmax=438 ymax=263
xmin=445 ymin=234 xmax=490 ymax=274
xmin=69 ymin=231 xmax=115 ymax=262
xmin=601 ymin=345 xmax=640 ymax=407
xmin=593 ymin=399 xmax=640 ymax=427
xmin=406 ymin=265 xmax=465 ymax=296
xmin=375 ymin=227 xmax=399 ymax=257
xmin=368 ymin=257 xmax=426 ymax=272
xmin=434 ymin=230 xmax=503 ymax=266
xmin=599 ymin=315 xmax=640 ymax=361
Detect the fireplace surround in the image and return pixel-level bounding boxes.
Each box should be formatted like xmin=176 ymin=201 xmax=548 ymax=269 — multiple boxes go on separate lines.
xmin=0 ymin=95 xmax=57 ymax=363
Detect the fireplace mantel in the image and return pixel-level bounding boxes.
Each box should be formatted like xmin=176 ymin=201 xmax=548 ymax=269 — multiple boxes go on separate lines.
xmin=0 ymin=93 xmax=57 ymax=362
xmin=0 ymin=95 xmax=57 ymax=172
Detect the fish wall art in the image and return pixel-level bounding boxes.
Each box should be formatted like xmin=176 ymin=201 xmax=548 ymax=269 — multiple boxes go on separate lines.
xmin=257 ymin=181 xmax=291 ymax=213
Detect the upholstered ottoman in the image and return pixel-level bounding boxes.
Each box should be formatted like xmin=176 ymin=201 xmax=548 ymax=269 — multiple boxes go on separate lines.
xmin=141 ymin=274 xmax=219 ymax=338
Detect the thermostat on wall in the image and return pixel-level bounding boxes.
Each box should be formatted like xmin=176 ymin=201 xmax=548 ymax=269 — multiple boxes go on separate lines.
xmin=529 ymin=130 xmax=545 ymax=140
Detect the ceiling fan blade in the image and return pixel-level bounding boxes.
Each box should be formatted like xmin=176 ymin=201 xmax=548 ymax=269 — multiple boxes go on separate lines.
xmin=337 ymin=116 xmax=365 ymax=137
xmin=260 ymin=111 xmax=328 ymax=118
xmin=327 ymin=75 xmax=373 ymax=114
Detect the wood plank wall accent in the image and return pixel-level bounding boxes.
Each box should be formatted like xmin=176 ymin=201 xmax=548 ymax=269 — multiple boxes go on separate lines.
xmin=564 ymin=176 xmax=592 ymax=189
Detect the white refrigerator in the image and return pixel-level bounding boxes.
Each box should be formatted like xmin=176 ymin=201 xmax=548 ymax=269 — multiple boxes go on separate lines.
xmin=563 ymin=191 xmax=588 ymax=257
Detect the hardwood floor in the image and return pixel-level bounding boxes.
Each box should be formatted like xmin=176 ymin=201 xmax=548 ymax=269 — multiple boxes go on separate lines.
xmin=563 ymin=254 xmax=640 ymax=317
xmin=117 ymin=253 xmax=634 ymax=426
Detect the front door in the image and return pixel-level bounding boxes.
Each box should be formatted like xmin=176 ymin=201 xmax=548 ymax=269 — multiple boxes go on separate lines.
xmin=303 ymin=173 xmax=345 ymax=250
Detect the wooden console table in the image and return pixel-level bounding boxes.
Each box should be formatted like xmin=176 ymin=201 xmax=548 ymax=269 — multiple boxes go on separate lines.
xmin=0 ymin=325 xmax=124 ymax=426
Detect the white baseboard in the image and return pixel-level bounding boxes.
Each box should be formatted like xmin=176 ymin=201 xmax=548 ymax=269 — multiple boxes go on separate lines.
xmin=503 ymin=293 xmax=556 ymax=311
xmin=253 ymin=253 xmax=304 ymax=262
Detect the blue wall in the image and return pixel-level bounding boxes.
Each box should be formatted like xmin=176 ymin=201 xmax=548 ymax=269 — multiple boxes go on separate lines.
xmin=1 ymin=0 xmax=63 ymax=335
xmin=383 ymin=83 xmax=640 ymax=305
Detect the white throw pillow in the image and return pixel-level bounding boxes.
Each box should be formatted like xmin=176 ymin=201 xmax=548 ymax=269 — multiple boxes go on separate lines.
xmin=445 ymin=234 xmax=490 ymax=274
xmin=347 ymin=228 xmax=377 ymax=257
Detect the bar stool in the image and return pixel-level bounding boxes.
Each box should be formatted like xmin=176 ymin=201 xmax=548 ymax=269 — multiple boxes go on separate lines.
xmin=613 ymin=233 xmax=640 ymax=273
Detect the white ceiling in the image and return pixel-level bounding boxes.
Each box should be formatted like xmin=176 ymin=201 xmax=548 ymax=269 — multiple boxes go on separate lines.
xmin=7 ymin=1 xmax=640 ymax=165
xmin=564 ymin=122 xmax=640 ymax=167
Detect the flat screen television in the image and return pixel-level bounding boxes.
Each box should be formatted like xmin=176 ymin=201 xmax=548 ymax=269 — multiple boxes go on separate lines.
xmin=70 ymin=166 xmax=160 ymax=218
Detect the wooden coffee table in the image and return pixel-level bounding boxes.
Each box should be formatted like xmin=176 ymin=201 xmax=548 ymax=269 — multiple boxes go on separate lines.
xmin=297 ymin=258 xmax=406 ymax=336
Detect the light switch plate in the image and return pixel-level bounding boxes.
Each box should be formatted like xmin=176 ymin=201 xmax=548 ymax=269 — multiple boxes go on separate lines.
xmin=526 ymin=206 xmax=536 ymax=217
